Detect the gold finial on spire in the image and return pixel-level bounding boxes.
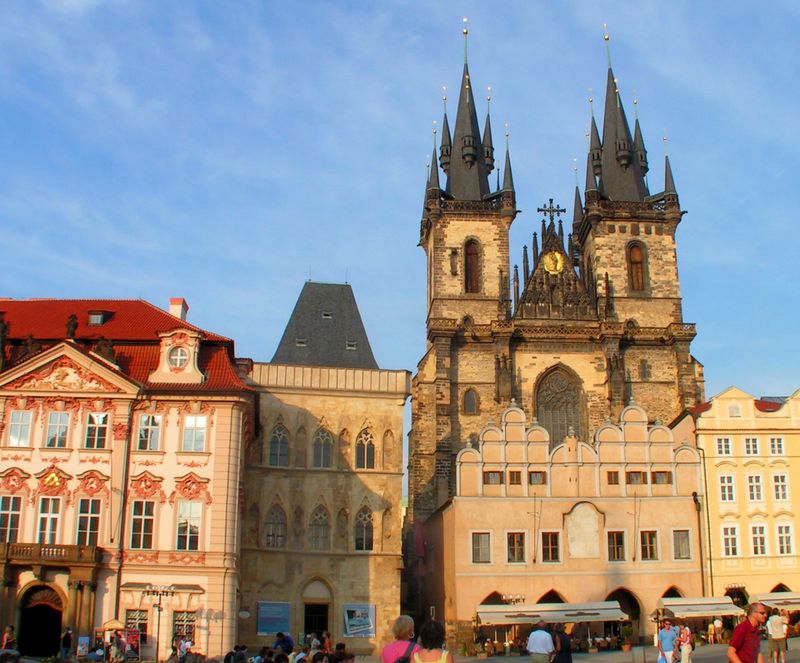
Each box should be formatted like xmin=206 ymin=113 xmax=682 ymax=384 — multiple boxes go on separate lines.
xmin=573 ymin=158 xmax=579 ymax=186
xmin=486 ymin=86 xmax=492 ymax=113
xmin=504 ymin=122 xmax=509 ymax=148
xmin=588 ymin=88 xmax=594 ymax=116
xmin=633 ymin=90 xmax=639 ymax=119
xmin=462 ymin=17 xmax=469 ymax=64
xmin=603 ymin=22 xmax=612 ymax=68
xmin=585 ymin=125 xmax=591 ymax=151
xmin=663 ymin=131 xmax=669 ymax=156
xmin=441 ymin=85 xmax=447 ymax=114
xmin=614 ymin=77 xmax=621 ymax=109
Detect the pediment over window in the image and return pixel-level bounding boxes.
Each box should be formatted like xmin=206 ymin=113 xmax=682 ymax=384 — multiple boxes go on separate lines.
xmin=148 ymin=329 xmax=205 ymax=385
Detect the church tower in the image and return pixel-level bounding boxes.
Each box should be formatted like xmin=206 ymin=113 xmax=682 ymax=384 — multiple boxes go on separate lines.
xmin=405 ymin=33 xmax=705 ymax=617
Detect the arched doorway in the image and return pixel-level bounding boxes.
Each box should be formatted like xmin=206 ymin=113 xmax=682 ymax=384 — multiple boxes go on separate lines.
xmin=772 ymin=584 xmax=791 ymax=592
xmin=19 ymin=585 xmax=63 ymax=656
xmin=537 ymin=590 xmax=565 ymax=603
xmin=662 ymin=586 xmax=682 ymax=599
xmin=302 ymin=579 xmax=331 ymax=641
xmin=606 ymin=588 xmax=641 ymax=644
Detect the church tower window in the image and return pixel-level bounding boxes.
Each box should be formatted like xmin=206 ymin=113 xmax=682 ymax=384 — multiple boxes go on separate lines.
xmin=354 ymin=506 xmax=373 ymax=551
xmin=309 ymin=506 xmax=330 ymax=550
xmin=535 ymin=368 xmax=584 ymax=447
xmin=464 ymin=240 xmax=481 ymax=293
xmin=264 ymin=505 xmax=287 ymax=549
xmin=312 ymin=428 xmax=333 ymax=468
xmin=463 ymin=388 xmax=479 ymax=415
xmin=268 ymin=424 xmax=289 ymax=467
xmin=627 ymin=243 xmax=647 ymax=292
xmin=355 ymin=428 xmax=375 ymax=469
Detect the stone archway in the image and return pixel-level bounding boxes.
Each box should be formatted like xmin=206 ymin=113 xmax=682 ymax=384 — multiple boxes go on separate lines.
xmin=606 ymin=588 xmax=641 ymax=644
xmin=19 ymin=585 xmax=63 ymax=656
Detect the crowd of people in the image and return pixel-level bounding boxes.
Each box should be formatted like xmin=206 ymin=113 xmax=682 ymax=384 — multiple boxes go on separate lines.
xmin=223 ymin=631 xmax=355 ymax=663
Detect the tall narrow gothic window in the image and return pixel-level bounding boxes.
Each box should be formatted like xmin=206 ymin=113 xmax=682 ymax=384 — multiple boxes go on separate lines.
xmin=355 ymin=429 xmax=375 ymax=469
xmin=264 ymin=505 xmax=287 ymax=549
xmin=354 ymin=506 xmax=373 ymax=551
xmin=464 ymin=240 xmax=481 ymax=293
xmin=309 ymin=506 xmax=330 ymax=551
xmin=463 ymin=389 xmax=479 ymax=415
xmin=628 ymin=243 xmax=646 ymax=292
xmin=312 ymin=428 xmax=333 ymax=468
xmin=269 ymin=424 xmax=290 ymax=467
xmin=536 ymin=368 xmax=584 ymax=448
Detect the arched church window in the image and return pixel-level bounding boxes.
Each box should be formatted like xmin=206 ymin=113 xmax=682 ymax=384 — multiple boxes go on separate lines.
xmin=535 ymin=368 xmax=584 ymax=447
xmin=354 ymin=506 xmax=373 ymax=551
xmin=264 ymin=505 xmax=287 ymax=549
xmin=639 ymin=360 xmax=651 ymax=381
xmin=465 ymin=240 xmax=481 ymax=293
xmin=268 ymin=424 xmax=289 ymax=467
xmin=463 ymin=389 xmax=479 ymax=415
xmin=312 ymin=428 xmax=333 ymax=468
xmin=309 ymin=506 xmax=330 ymax=551
xmin=355 ymin=428 xmax=375 ymax=469
xmin=628 ymin=243 xmax=647 ymax=292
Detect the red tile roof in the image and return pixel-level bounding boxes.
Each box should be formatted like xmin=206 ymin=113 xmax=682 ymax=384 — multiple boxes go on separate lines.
xmin=0 ymin=299 xmax=251 ymax=394
xmin=0 ymin=299 xmax=229 ymax=342
xmin=753 ymin=399 xmax=783 ymax=412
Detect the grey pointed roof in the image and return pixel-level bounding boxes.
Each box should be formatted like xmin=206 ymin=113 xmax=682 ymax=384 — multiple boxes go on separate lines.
xmin=598 ymin=68 xmax=648 ymax=201
xmin=272 ymin=282 xmax=378 ymax=369
xmin=633 ymin=118 xmax=649 ymax=175
xmin=584 ymin=152 xmax=597 ymax=192
xmin=439 ymin=112 xmax=452 ymax=173
xmin=572 ymin=185 xmax=583 ymax=227
xmin=664 ymin=155 xmax=677 ymax=195
xmin=482 ymin=112 xmax=495 ymax=173
xmin=502 ymin=146 xmax=514 ymax=191
xmin=445 ymin=64 xmax=490 ymax=200
xmin=428 ymin=144 xmax=440 ymax=190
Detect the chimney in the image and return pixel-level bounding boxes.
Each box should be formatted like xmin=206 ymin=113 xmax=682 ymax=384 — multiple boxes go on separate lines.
xmin=169 ymin=297 xmax=189 ymax=321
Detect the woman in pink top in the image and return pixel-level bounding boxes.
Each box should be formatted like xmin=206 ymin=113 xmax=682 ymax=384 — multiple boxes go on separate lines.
xmin=380 ymin=616 xmax=421 ymax=663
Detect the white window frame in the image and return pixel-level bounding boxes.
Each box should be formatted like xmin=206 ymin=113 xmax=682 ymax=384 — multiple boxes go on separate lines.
xmin=8 ymin=410 xmax=32 ymax=447
xmin=182 ymin=415 xmax=207 ymax=452
xmin=37 ymin=496 xmax=61 ymax=544
xmin=176 ymin=500 xmax=202 ymax=551
xmin=470 ymin=530 xmax=492 ymax=564
xmin=719 ymin=474 xmax=735 ymax=502
xmin=84 ymin=412 xmax=109 ymax=449
xmin=716 ymin=437 xmax=732 ymax=455
xmin=0 ymin=495 xmax=22 ymax=543
xmin=137 ymin=414 xmax=161 ymax=451
xmin=540 ymin=529 xmax=562 ymax=564
xmin=751 ymin=523 xmax=768 ymax=556
xmin=130 ymin=500 xmax=155 ymax=550
xmin=76 ymin=497 xmax=101 ymax=546
xmin=640 ymin=529 xmax=660 ymax=561
xmin=672 ymin=528 xmax=692 ymax=561
xmin=505 ymin=530 xmax=526 ymax=565
xmin=773 ymin=474 xmax=789 ymax=502
xmin=747 ymin=474 xmax=763 ymax=502
xmin=722 ymin=525 xmax=739 ymax=557
xmin=777 ymin=523 xmax=794 ymax=556
xmin=770 ymin=437 xmax=785 ymax=456
xmin=744 ymin=437 xmax=759 ymax=456
xmin=45 ymin=412 xmax=70 ymax=448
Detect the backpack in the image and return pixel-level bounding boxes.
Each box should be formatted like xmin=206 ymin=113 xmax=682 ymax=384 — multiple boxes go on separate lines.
xmin=395 ymin=642 xmax=416 ymax=663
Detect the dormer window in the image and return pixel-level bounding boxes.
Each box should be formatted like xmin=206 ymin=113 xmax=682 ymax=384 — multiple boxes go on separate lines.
xmin=296 ymin=338 xmax=307 ymax=347
xmin=87 ymin=311 xmax=108 ymax=325
xmin=345 ymin=341 xmax=357 ymax=351
xmin=168 ymin=347 xmax=190 ymax=369
xmin=321 ymin=311 xmax=332 ymax=319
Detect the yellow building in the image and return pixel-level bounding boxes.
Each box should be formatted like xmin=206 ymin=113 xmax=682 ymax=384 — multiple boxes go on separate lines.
xmin=0 ymin=299 xmax=254 ymax=660
xmin=423 ymin=402 xmax=704 ymax=649
xmin=239 ymin=283 xmax=410 ymax=653
xmin=675 ymin=387 xmax=800 ymax=604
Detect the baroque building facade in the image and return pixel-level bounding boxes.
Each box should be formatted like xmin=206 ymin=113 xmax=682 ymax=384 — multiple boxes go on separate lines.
xmin=672 ymin=388 xmax=800 ymax=605
xmin=405 ymin=36 xmax=706 ymax=630
xmin=0 ymin=299 xmax=253 ymax=660
xmin=239 ymin=282 xmax=410 ymax=653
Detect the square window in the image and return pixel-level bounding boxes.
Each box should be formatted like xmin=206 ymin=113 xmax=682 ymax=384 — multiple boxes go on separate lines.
xmin=483 ymin=471 xmax=503 ymax=485
xmin=182 ymin=415 xmax=207 ymax=452
xmin=507 ymin=532 xmax=525 ymax=563
xmin=508 ymin=471 xmax=522 ymax=485
xmin=542 ymin=532 xmax=560 ymax=563
xmin=626 ymin=471 xmax=647 ymax=485
xmin=640 ymin=530 xmax=658 ymax=561
xmin=472 ymin=532 xmax=491 ymax=563
xmin=770 ymin=437 xmax=785 ymax=455
xmin=608 ymin=531 xmax=625 ymax=561
xmin=607 ymin=471 xmax=620 ymax=485
xmin=8 ymin=411 xmax=32 ymax=447
xmin=529 ymin=471 xmax=547 ymax=485
xmin=673 ymin=529 xmax=690 ymax=560
xmin=745 ymin=437 xmax=759 ymax=456
xmin=651 ymin=471 xmax=672 ymax=485
xmin=716 ymin=437 xmax=731 ymax=455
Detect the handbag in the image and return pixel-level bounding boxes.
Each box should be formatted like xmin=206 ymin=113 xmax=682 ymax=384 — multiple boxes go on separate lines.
xmin=395 ymin=641 xmax=417 ymax=663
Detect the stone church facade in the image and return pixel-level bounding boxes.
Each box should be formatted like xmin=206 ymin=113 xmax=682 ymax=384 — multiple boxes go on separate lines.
xmin=405 ymin=36 xmax=706 ymax=625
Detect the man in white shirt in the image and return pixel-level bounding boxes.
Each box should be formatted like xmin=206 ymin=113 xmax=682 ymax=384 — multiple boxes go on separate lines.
xmin=527 ymin=621 xmax=554 ymax=663
xmin=767 ymin=610 xmax=788 ymax=663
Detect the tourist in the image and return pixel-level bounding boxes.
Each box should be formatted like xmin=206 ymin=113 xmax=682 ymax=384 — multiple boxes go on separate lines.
xmin=707 ymin=622 xmax=716 ymax=646
xmin=679 ymin=623 xmax=692 ymax=663
xmin=380 ymin=615 xmax=420 ymax=663
xmin=412 ymin=621 xmax=452 ymax=663
xmin=1 ymin=626 xmax=17 ymax=651
xmin=551 ymin=624 xmax=571 ymax=663
xmin=728 ymin=603 xmax=768 ymax=663
xmin=274 ymin=634 xmax=296 ymax=656
xmin=60 ymin=627 xmax=73 ymax=661
xmin=767 ymin=609 xmax=788 ymax=663
xmin=657 ymin=619 xmax=678 ymax=663
xmin=321 ymin=633 xmax=332 ymax=654
xmin=526 ymin=621 xmax=554 ymax=663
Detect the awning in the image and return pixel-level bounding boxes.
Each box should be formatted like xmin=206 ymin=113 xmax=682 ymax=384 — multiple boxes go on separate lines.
xmin=751 ymin=593 xmax=800 ymax=610
xmin=478 ymin=601 xmax=628 ymax=625
xmin=657 ymin=597 xmax=744 ymax=619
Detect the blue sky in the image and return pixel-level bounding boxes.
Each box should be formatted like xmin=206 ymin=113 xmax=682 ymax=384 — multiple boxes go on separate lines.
xmin=1 ymin=1 xmax=798 ymax=401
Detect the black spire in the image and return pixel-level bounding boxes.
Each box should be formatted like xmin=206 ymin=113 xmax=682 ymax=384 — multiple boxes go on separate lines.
xmin=664 ymin=155 xmax=677 ymax=195
xmin=428 ymin=144 xmax=440 ymax=191
xmin=482 ymin=111 xmax=495 ymax=174
xmin=572 ymin=185 xmax=583 ymax=228
xmin=445 ymin=63 xmax=490 ymax=200
xmin=589 ymin=116 xmax=602 ymax=176
xmin=598 ymin=68 xmax=648 ymax=201
xmin=584 ymin=152 xmax=597 ymax=193
xmin=633 ymin=118 xmax=649 ymax=175
xmin=439 ymin=111 xmax=451 ymax=174
xmin=502 ymin=145 xmax=514 ymax=192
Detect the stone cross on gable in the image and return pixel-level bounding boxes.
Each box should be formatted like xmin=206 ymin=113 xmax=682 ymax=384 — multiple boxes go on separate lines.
xmin=537 ymin=198 xmax=566 ymax=223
